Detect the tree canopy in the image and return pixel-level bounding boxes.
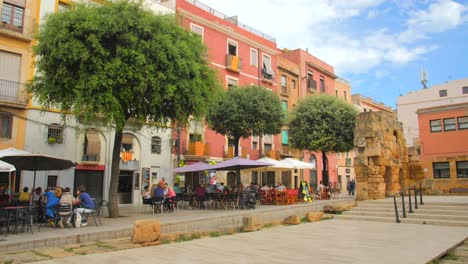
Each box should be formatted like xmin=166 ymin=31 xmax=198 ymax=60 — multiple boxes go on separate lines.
xmin=30 ymin=1 xmax=221 ymax=217
xmin=288 ymin=95 xmax=358 ymax=185
xmin=207 ymin=85 xmax=283 ymax=156
xmin=31 ymin=0 xmax=220 ymax=130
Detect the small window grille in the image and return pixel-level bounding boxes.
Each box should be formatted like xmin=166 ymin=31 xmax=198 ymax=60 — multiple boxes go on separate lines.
xmin=47 ymin=124 xmax=63 ymax=144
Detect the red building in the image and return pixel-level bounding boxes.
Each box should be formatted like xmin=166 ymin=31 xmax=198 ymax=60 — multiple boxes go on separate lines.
xmin=280 ymin=49 xmax=339 ymax=188
xmin=417 ymin=102 xmax=468 ymax=193
xmin=175 ymin=0 xmax=280 ymax=186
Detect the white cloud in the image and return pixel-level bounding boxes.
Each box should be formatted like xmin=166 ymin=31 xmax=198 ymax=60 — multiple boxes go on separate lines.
xmin=399 ymin=0 xmax=467 ymax=43
xmin=203 ymin=0 xmax=466 ymax=75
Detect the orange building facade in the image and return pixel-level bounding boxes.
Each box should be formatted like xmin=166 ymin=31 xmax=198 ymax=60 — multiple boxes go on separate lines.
xmin=418 ymin=103 xmax=468 ymax=192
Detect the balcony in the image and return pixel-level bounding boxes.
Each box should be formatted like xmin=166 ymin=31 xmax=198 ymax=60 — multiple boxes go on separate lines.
xmin=265 ymin=150 xmax=279 ymax=160
xmin=82 ymin=155 xmax=100 ymax=164
xmin=0 ymin=10 xmax=36 ymax=40
xmin=226 ymin=54 xmax=242 ymax=72
xmin=0 ymin=79 xmax=28 ymax=107
xmin=188 ymin=142 xmax=205 ymax=156
xmin=224 ymin=146 xmax=247 ymax=158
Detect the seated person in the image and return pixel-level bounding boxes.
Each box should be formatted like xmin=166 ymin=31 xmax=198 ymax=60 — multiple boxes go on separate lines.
xmin=57 ymin=187 xmax=73 ymax=228
xmin=73 ymin=185 xmax=95 ymax=228
xmin=33 ymin=187 xmax=43 ymax=206
xmin=141 ymin=186 xmax=151 ymax=199
xmin=194 ymin=184 xmax=206 ymax=208
xmin=164 ymin=183 xmax=176 ymax=211
xmin=45 ymin=187 xmax=62 ymax=226
xmin=173 ymin=183 xmax=182 ymax=195
xmin=19 ymin=187 xmax=31 ymax=203
xmin=153 ymin=185 xmax=165 ymax=201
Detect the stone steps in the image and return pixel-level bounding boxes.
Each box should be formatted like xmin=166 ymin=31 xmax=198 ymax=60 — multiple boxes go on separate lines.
xmin=336 ymin=199 xmax=468 ymax=227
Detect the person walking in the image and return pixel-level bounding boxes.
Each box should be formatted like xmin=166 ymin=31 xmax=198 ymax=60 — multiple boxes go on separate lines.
xmin=350 ymin=180 xmax=356 ymax=196
xmin=347 ymin=181 xmax=351 ymax=196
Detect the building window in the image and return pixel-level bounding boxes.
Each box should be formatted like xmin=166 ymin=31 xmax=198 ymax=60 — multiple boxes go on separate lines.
xmin=443 ymin=118 xmax=456 ymax=131
xmin=1 ymin=2 xmax=24 ymax=31
xmin=457 ymin=161 xmax=468 ymax=178
xmin=190 ymin=23 xmax=204 ymax=39
xmin=47 ymin=175 xmax=58 ymax=190
xmin=252 ymin=141 xmax=258 ymax=150
xmin=344 ymin=91 xmax=347 ymax=101
xmin=320 ymin=77 xmax=325 ymax=93
xmin=47 ymin=123 xmax=64 ymax=144
xmin=262 ymin=54 xmax=274 ymax=80
xmin=151 ymin=136 xmax=161 ymax=154
xmin=458 ymin=116 xmax=468 ymax=130
xmin=430 ymin=119 xmax=442 ymax=132
xmin=307 ymin=72 xmax=316 ymax=90
xmin=281 ymin=75 xmax=287 ymax=94
xmin=227 ymin=77 xmax=238 ymax=88
xmin=439 ymin=89 xmax=447 ymax=97
xmin=463 ymin=86 xmax=468 ymax=94
xmin=264 ymin=143 xmax=272 ymax=153
xmin=292 ymin=80 xmax=296 ymax=89
xmin=282 ymin=130 xmax=288 ymax=145
xmin=83 ymin=130 xmax=101 ymax=161
xmin=250 ymin=48 xmax=257 ymax=67
xmin=281 ymin=100 xmax=288 ymax=113
xmin=58 ymin=2 xmax=70 ymax=12
xmin=227 ymin=39 xmax=238 ymax=56
xmin=0 ymin=112 xmax=13 ymax=139
xmin=433 ymin=162 xmax=450 ymax=179
xmin=251 ymin=171 xmax=258 ymax=184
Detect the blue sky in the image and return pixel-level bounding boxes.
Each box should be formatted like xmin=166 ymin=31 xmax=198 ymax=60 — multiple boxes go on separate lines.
xmin=203 ymin=0 xmax=468 ymax=108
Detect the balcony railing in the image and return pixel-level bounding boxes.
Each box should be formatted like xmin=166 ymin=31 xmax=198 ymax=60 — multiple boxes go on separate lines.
xmin=185 ymin=0 xmax=276 ymax=43
xmin=226 ymin=54 xmax=242 ymax=72
xmin=0 ymin=10 xmax=36 ymax=38
xmin=82 ymin=155 xmax=100 ymax=162
xmin=0 ymin=79 xmax=28 ymax=105
xmin=188 ymin=142 xmax=204 ymax=156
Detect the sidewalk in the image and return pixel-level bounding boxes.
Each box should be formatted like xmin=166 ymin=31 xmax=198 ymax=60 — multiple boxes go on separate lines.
xmin=0 ymin=197 xmax=353 ymax=252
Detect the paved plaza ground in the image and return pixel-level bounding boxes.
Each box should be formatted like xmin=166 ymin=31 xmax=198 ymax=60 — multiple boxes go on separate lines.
xmin=1 ymin=195 xmax=467 ymax=263
xmin=32 ymin=219 xmax=468 ymax=264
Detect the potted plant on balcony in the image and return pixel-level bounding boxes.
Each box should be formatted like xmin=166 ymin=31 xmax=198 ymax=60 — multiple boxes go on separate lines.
xmin=47 ymin=137 xmax=57 ymax=144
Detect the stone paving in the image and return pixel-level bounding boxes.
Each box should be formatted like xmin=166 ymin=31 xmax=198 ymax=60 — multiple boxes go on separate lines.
xmin=30 ymin=219 xmax=468 ymax=264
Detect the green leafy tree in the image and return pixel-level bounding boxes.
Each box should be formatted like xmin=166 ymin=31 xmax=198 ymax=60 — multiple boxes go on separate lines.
xmin=207 ymin=85 xmax=283 ymax=160
xmin=30 ymin=1 xmax=220 ymax=217
xmin=288 ymin=95 xmax=358 ymax=185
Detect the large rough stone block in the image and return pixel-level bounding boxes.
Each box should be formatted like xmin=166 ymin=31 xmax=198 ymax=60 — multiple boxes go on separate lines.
xmin=283 ymin=215 xmax=301 ymax=225
xmin=243 ymin=215 xmax=263 ymax=232
xmin=323 ymin=202 xmax=356 ymax=213
xmin=306 ymin=212 xmax=323 ymax=222
xmin=132 ymin=220 xmax=161 ymax=243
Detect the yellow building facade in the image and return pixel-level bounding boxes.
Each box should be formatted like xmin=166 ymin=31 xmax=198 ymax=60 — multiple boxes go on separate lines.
xmin=0 ymin=0 xmax=39 ymax=150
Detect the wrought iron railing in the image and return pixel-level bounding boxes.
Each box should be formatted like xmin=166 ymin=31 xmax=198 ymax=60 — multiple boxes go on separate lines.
xmin=392 ymin=181 xmax=425 ymax=223
xmin=0 ymin=8 xmax=36 ymax=37
xmin=0 ymin=79 xmax=28 ymax=105
xmin=185 ymin=0 xmax=276 ymax=43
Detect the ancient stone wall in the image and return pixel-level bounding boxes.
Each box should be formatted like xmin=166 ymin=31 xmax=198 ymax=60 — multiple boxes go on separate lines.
xmin=354 ymin=111 xmax=410 ymax=200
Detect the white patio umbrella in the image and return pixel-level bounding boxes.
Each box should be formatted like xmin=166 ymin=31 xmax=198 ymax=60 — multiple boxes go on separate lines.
xmin=244 ymin=157 xmax=294 ymax=172
xmin=279 ymin=158 xmax=315 ymax=169
xmin=0 ymin=160 xmax=16 ymax=200
xmin=0 ymin=148 xmax=76 ymax=205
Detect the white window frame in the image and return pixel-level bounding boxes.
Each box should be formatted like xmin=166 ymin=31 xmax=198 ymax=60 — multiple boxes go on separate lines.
xmin=226 ymin=76 xmax=238 ymax=88
xmin=227 ymin=38 xmax=238 ymax=56
xmin=250 ymin=48 xmax=258 ymax=67
xmin=190 ymin=23 xmax=204 ymax=41
xmin=262 ymin=53 xmax=272 ymax=71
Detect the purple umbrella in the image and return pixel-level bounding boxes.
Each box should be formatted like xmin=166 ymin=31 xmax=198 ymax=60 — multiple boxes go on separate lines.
xmin=172 ymin=161 xmax=213 ymax=173
xmin=210 ymin=157 xmax=272 ymax=185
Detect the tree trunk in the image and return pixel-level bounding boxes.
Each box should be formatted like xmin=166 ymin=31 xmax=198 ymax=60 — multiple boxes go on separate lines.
xmin=108 ymin=130 xmax=123 ymax=218
xmin=233 ymin=135 xmax=241 ymax=185
xmin=322 ymin=150 xmax=329 ymax=186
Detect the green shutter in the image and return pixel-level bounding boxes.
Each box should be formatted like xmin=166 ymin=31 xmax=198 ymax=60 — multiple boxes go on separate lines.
xmin=282 ymin=130 xmax=288 ymax=144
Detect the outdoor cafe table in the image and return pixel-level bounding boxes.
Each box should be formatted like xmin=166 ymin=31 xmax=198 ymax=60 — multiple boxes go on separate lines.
xmin=0 ymin=205 xmax=28 ymax=234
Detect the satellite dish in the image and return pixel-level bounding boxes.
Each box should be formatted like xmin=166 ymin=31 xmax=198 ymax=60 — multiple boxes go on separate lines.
xmin=420 ymin=69 xmax=428 ymax=89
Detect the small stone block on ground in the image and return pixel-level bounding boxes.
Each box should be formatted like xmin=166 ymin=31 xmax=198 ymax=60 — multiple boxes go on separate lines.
xmin=323 ymin=202 xmax=356 ymax=213
xmin=131 ymin=219 xmax=161 ymax=243
xmin=284 ymin=215 xmax=301 ymax=225
xmin=243 ymin=215 xmax=263 ymax=232
xmin=306 ymin=212 xmax=324 ymax=222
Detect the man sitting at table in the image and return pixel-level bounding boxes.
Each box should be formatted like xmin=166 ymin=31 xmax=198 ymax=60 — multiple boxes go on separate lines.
xmin=19 ymin=187 xmax=31 ymax=204
xmin=73 ymin=185 xmax=95 ymax=228
xmin=58 ymin=187 xmax=73 ymax=228
xmin=153 ymin=185 xmax=164 ymax=201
